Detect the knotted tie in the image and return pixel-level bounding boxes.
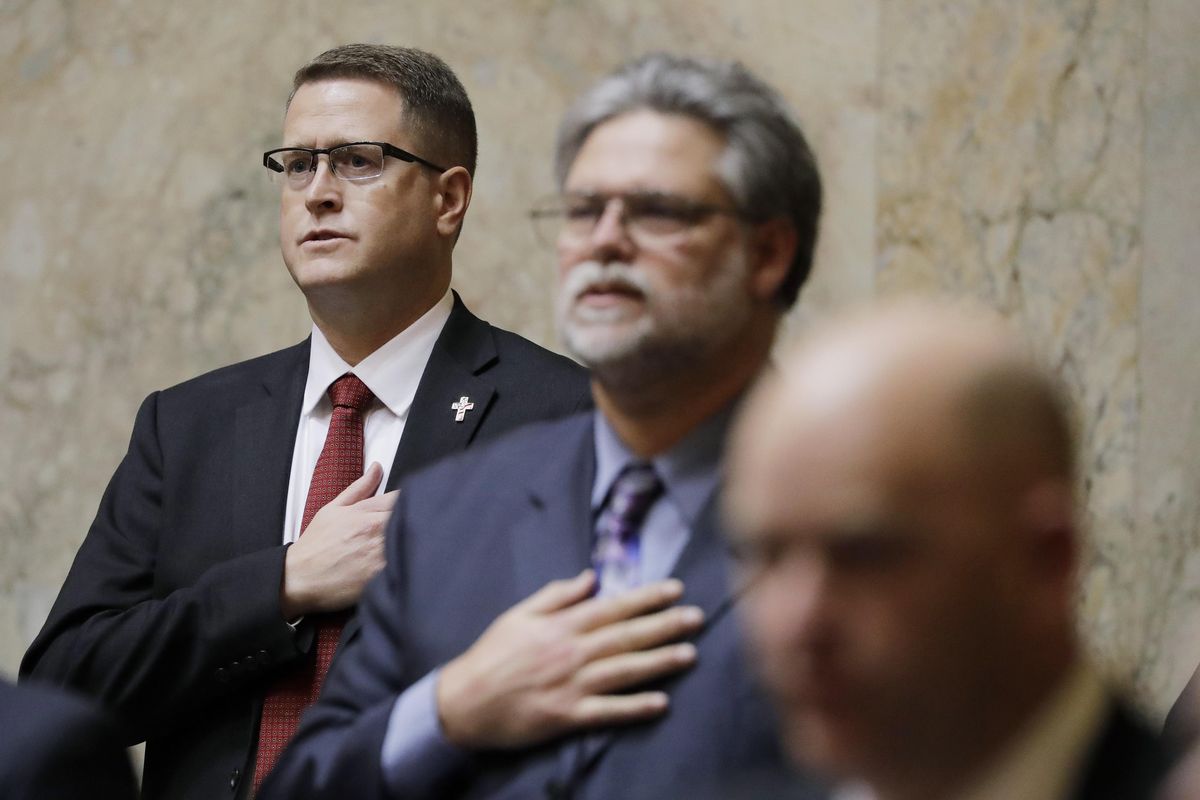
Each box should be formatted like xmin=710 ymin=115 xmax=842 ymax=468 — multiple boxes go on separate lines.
xmin=254 ymin=373 xmax=374 ymax=791
xmin=592 ymin=463 xmax=664 ymax=597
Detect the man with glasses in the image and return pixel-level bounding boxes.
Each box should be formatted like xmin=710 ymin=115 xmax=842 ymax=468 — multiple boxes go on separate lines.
xmin=264 ymin=53 xmax=824 ymax=799
xmin=21 ymin=44 xmax=588 ymax=800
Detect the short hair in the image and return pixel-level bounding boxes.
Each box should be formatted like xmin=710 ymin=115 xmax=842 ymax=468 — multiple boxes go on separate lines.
xmin=554 ymin=53 xmax=822 ymax=309
xmin=290 ymin=43 xmax=477 ymax=177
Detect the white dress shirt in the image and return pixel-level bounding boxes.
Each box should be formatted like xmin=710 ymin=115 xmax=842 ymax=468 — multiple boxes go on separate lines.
xmin=281 ymin=290 xmax=454 ymax=544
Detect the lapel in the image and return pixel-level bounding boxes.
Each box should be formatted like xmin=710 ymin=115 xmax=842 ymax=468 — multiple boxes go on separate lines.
xmin=345 ymin=297 xmax=501 ymax=646
xmin=387 ymin=293 xmax=498 ymax=489
xmin=510 ymin=415 xmax=597 ymax=601
xmin=668 ymin=490 xmax=738 ymax=629
xmin=570 ymin=488 xmax=738 ymax=778
xmin=231 ymin=341 xmax=310 ymax=554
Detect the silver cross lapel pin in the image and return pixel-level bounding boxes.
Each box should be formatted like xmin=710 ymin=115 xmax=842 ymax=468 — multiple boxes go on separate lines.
xmin=451 ymin=395 xmax=475 ymax=423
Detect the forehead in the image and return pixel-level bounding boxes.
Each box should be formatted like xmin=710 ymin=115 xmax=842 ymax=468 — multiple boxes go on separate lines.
xmin=565 ymin=110 xmax=729 ymax=198
xmin=733 ymin=392 xmax=972 ymax=545
xmin=282 ymin=78 xmax=406 ymax=146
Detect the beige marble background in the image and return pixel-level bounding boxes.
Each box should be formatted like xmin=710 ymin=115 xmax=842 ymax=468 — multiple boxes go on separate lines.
xmin=1 ymin=0 xmax=1195 ymax=714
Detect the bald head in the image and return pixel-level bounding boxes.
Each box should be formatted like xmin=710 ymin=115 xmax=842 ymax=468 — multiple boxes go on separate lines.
xmin=743 ymin=302 xmax=1072 ymax=506
xmin=727 ymin=300 xmax=1081 ymax=798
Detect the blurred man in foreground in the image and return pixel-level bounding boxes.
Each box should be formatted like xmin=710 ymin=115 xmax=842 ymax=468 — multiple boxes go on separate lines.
xmin=727 ymin=301 xmax=1174 ymax=800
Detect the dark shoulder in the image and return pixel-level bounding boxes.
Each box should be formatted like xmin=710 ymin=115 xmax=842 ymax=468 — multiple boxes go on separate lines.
xmin=1073 ymin=702 xmax=1175 ymax=800
xmin=488 ymin=324 xmax=585 ymax=379
xmin=1 ymin=680 xmax=137 ymax=799
xmin=401 ymin=411 xmax=591 ymax=498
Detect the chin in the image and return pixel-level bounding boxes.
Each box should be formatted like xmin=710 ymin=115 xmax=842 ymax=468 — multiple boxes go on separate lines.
xmin=781 ymin=710 xmax=869 ymax=782
xmin=560 ymin=312 xmax=651 ymax=365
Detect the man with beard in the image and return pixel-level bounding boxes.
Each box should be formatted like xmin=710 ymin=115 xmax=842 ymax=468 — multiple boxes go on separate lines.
xmin=263 ymin=53 xmax=823 ymax=799
xmin=726 ymin=301 xmax=1175 ymax=800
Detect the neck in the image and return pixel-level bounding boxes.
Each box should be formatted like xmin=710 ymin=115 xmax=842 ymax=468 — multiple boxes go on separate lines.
xmin=306 ymin=271 xmax=449 ymax=366
xmin=593 ymin=319 xmax=774 ymax=457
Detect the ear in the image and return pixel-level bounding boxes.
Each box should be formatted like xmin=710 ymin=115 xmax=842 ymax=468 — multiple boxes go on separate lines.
xmin=1017 ymin=479 xmax=1078 ymax=592
xmin=434 ymin=166 xmax=473 ymax=238
xmin=746 ymin=217 xmax=798 ymax=303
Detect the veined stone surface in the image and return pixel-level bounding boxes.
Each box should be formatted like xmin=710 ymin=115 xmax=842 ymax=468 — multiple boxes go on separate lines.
xmin=0 ymin=0 xmax=878 ymax=677
xmin=1 ymin=0 xmax=1195 ymax=714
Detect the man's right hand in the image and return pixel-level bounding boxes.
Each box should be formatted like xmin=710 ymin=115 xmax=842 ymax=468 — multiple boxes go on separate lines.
xmin=279 ymin=462 xmax=397 ymax=619
xmin=436 ymin=570 xmax=705 ymax=750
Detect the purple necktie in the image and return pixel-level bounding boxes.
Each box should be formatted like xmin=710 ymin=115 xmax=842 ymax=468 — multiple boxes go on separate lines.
xmin=592 ymin=463 xmax=664 ymax=597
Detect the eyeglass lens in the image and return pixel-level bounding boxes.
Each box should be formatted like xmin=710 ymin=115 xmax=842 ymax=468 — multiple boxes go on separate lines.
xmin=268 ymin=144 xmax=387 ymax=187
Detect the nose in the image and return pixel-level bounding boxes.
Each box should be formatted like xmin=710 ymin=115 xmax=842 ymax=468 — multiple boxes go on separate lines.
xmin=303 ymin=156 xmax=343 ymax=215
xmin=586 ymin=198 xmax=636 ymax=264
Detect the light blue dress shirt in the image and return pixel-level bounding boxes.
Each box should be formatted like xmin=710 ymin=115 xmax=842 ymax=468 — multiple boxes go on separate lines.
xmin=379 ymin=407 xmax=730 ymax=795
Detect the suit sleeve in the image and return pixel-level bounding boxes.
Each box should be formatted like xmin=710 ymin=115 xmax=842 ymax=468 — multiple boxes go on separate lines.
xmin=261 ymin=492 xmax=473 ymax=799
xmin=19 ymin=392 xmax=307 ymax=743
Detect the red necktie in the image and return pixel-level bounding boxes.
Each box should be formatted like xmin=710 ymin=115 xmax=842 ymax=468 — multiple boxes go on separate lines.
xmin=253 ymin=373 xmax=375 ymax=791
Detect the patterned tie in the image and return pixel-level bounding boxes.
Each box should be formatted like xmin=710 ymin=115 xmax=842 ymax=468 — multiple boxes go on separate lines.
xmin=592 ymin=463 xmax=664 ymax=597
xmin=253 ymin=373 xmax=375 ymax=791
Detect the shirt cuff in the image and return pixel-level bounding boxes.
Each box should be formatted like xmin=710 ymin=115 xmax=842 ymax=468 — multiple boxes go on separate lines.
xmin=380 ymin=668 xmax=471 ymax=795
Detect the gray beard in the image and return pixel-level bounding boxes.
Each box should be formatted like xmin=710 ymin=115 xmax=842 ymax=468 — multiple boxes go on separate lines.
xmin=556 ymin=255 xmax=752 ymax=392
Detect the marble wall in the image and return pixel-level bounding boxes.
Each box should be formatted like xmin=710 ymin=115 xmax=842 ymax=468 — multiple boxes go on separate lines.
xmin=1 ymin=0 xmax=1195 ymax=712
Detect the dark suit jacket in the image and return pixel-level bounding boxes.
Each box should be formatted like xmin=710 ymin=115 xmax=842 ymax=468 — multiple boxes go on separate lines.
xmin=689 ymin=700 xmax=1174 ymax=800
xmin=20 ymin=296 xmax=590 ymax=800
xmin=1164 ymin=664 xmax=1200 ymax=747
xmin=0 ymin=679 xmax=138 ymax=800
xmin=1072 ymin=702 xmax=1175 ymax=800
xmin=262 ymin=412 xmax=789 ymax=800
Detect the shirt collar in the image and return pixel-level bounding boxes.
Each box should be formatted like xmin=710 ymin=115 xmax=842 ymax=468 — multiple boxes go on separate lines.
xmin=591 ymin=401 xmax=736 ymax=526
xmin=302 ymin=289 xmax=454 ymax=417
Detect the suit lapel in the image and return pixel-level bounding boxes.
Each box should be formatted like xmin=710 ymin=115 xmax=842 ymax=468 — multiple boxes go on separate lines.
xmin=348 ymin=298 xmax=499 ymax=646
xmin=232 ymin=341 xmax=309 ymax=554
xmin=387 ymin=294 xmax=498 ymax=489
xmin=668 ymin=491 xmax=737 ymax=627
xmin=511 ymin=416 xmax=596 ymax=602
xmin=572 ymin=488 xmax=736 ymax=776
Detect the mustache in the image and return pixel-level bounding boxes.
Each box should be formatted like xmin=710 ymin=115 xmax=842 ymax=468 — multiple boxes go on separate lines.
xmin=558 ymin=261 xmax=651 ymax=301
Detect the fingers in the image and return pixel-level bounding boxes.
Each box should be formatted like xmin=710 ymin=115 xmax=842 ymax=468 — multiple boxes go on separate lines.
xmin=334 ymin=462 xmax=385 ymax=506
xmin=578 ymin=604 xmax=704 ymax=662
xmin=574 ymin=642 xmax=697 ymax=696
xmin=353 ymin=489 xmax=399 ymax=512
xmin=520 ymin=570 xmax=596 ymax=614
xmin=564 ymin=579 xmax=685 ymax=632
xmin=569 ymin=691 xmax=670 ymax=729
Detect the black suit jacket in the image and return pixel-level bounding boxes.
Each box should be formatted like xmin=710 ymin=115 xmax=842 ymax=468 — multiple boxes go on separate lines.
xmin=1072 ymin=703 xmax=1175 ymax=800
xmin=20 ymin=296 xmax=591 ymax=800
xmin=262 ymin=412 xmax=791 ymax=800
xmin=692 ymin=700 xmax=1174 ymax=800
xmin=705 ymin=700 xmax=1176 ymax=800
xmin=0 ymin=679 xmax=138 ymax=800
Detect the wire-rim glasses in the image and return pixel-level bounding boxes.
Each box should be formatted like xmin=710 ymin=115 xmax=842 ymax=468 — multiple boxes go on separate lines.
xmin=263 ymin=141 xmax=448 ymax=188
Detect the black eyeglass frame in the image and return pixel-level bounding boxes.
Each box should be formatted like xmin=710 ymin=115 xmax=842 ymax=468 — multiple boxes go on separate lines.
xmin=262 ymin=141 xmax=449 ymax=182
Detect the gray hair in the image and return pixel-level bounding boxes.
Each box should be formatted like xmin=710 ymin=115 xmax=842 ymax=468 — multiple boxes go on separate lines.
xmin=554 ymin=53 xmax=822 ymax=308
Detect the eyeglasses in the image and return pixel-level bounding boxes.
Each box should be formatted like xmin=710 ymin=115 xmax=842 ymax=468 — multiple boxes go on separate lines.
xmin=529 ymin=191 xmax=750 ymax=249
xmin=262 ymin=141 xmax=448 ymax=188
